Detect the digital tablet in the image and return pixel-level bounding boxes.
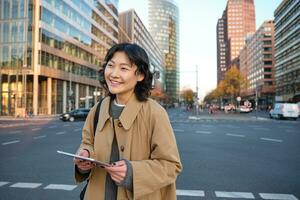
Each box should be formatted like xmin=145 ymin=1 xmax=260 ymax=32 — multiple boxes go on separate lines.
xmin=57 ymin=150 xmax=112 ymax=167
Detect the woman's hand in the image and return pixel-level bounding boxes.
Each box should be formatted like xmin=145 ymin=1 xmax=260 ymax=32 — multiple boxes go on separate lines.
xmin=105 ymin=160 xmax=127 ymax=184
xmin=73 ymin=149 xmax=95 ymax=171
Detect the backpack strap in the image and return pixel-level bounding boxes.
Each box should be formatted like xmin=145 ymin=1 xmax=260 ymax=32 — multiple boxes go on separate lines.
xmin=93 ymin=98 xmax=104 ymax=136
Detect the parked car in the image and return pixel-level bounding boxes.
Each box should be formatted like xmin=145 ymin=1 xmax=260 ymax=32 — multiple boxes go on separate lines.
xmin=60 ymin=108 xmax=91 ymax=122
xmin=269 ymin=103 xmax=299 ymax=120
xmin=237 ymin=105 xmax=252 ymax=113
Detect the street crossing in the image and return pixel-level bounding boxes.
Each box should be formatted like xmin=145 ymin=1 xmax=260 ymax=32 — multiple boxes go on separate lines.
xmin=0 ymin=181 xmax=298 ymax=199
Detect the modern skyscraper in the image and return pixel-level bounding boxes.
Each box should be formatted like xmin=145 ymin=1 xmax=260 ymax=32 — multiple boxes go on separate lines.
xmin=217 ymin=0 xmax=256 ymax=83
xmin=217 ymin=11 xmax=229 ymax=84
xmin=119 ymin=9 xmax=165 ymax=97
xmin=274 ymin=0 xmax=300 ymax=102
xmin=148 ymin=0 xmax=179 ymax=101
xmin=0 ymin=0 xmax=119 ymax=116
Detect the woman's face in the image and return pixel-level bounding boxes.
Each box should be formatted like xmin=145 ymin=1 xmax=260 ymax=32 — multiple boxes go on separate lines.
xmin=104 ymin=51 xmax=144 ymax=104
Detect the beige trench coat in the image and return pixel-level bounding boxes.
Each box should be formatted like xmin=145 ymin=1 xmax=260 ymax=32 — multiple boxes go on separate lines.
xmin=75 ymin=95 xmax=182 ymax=200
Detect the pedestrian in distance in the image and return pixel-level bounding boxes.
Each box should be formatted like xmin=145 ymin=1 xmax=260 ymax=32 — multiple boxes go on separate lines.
xmin=74 ymin=43 xmax=182 ymax=200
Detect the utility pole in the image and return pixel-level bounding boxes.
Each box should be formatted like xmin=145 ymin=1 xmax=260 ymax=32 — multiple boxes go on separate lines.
xmin=196 ymin=65 xmax=199 ymax=115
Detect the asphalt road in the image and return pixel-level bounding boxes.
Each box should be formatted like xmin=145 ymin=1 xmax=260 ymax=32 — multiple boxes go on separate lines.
xmin=0 ymin=109 xmax=299 ymax=200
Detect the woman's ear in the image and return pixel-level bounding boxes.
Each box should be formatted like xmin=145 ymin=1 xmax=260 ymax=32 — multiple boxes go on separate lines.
xmin=137 ymin=73 xmax=145 ymax=82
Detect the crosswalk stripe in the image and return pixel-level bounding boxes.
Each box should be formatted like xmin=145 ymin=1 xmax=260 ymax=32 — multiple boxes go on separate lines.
xmin=49 ymin=125 xmax=57 ymax=128
xmin=215 ymin=191 xmax=255 ymax=199
xmin=259 ymin=193 xmax=298 ymax=200
xmin=44 ymin=184 xmax=77 ymax=191
xmin=32 ymin=128 xmax=41 ymax=131
xmin=10 ymin=182 xmax=42 ymax=189
xmin=176 ymin=189 xmax=205 ymax=196
xmin=0 ymin=182 xmax=9 ymax=187
xmin=9 ymin=130 xmax=22 ymax=134
xmin=74 ymin=128 xmax=82 ymax=132
xmin=56 ymin=131 xmax=66 ymax=135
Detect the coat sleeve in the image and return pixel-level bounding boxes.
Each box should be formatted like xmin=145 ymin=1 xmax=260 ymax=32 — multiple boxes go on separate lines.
xmin=130 ymin=105 xmax=183 ymax=198
xmin=74 ymin=104 xmax=97 ymax=183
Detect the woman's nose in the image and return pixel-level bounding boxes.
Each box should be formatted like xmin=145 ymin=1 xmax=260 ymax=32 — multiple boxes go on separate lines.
xmin=110 ymin=68 xmax=120 ymax=78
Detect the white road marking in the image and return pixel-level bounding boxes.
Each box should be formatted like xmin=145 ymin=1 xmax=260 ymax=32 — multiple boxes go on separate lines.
xmin=0 ymin=182 xmax=9 ymax=187
xmin=10 ymin=182 xmax=42 ymax=189
xmin=260 ymin=137 xmax=283 ymax=143
xmin=33 ymin=135 xmax=47 ymax=139
xmin=174 ymin=129 xmax=184 ymax=132
xmin=9 ymin=130 xmax=22 ymax=134
xmin=201 ymin=125 xmax=214 ymax=127
xmin=49 ymin=125 xmax=57 ymax=128
xmin=215 ymin=191 xmax=255 ymax=199
xmin=176 ymin=189 xmax=205 ymax=197
xmin=226 ymin=133 xmax=245 ymax=137
xmin=44 ymin=184 xmax=77 ymax=191
xmin=31 ymin=128 xmax=41 ymax=131
xmin=2 ymin=140 xmax=20 ymax=145
xmin=56 ymin=131 xmax=66 ymax=135
xmin=74 ymin=128 xmax=82 ymax=132
xmin=259 ymin=193 xmax=298 ymax=200
xmin=196 ymin=130 xmax=211 ymax=134
xmin=63 ymin=124 xmax=70 ymax=127
xmin=254 ymin=127 xmax=270 ymax=131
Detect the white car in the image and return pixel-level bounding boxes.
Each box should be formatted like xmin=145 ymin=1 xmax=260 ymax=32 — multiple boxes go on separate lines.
xmin=269 ymin=103 xmax=299 ymax=120
xmin=237 ymin=105 xmax=252 ymax=113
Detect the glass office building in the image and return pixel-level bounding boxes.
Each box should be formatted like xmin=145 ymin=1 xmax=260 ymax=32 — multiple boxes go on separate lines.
xmin=0 ymin=0 xmax=119 ymax=116
xmin=274 ymin=0 xmax=300 ymax=102
xmin=148 ymin=0 xmax=179 ymax=101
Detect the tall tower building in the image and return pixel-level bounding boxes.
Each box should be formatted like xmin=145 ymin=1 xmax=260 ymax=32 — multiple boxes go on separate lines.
xmin=217 ymin=11 xmax=229 ymax=84
xmin=0 ymin=0 xmax=119 ymax=116
xmin=148 ymin=0 xmax=179 ymax=101
xmin=217 ymin=0 xmax=256 ymax=83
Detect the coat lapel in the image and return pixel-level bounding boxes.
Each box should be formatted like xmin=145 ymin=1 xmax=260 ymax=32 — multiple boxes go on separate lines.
xmin=119 ymin=95 xmax=143 ymax=130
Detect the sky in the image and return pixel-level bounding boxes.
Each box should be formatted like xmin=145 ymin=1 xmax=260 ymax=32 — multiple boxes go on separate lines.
xmin=119 ymin=0 xmax=283 ymax=100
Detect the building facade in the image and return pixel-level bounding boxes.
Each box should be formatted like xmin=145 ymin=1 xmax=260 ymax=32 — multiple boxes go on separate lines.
xmin=240 ymin=20 xmax=275 ymax=109
xmin=118 ymin=9 xmax=165 ymax=98
xmin=274 ymin=0 xmax=300 ymax=102
xmin=148 ymin=0 xmax=179 ymax=102
xmin=0 ymin=0 xmax=119 ymax=116
xmin=216 ymin=11 xmax=229 ymax=84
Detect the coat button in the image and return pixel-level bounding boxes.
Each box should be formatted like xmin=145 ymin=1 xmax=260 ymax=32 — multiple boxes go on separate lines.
xmin=120 ymin=145 xmax=125 ymax=152
xmin=118 ymin=121 xmax=123 ymax=127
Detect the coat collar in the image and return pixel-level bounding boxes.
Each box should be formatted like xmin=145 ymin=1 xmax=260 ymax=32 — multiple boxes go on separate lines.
xmin=98 ymin=95 xmax=144 ymax=131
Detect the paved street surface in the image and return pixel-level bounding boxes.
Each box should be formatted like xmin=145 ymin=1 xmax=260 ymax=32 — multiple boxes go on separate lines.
xmin=0 ymin=108 xmax=299 ymax=199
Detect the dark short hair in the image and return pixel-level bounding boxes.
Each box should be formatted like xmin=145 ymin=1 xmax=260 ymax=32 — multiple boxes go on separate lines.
xmin=99 ymin=43 xmax=153 ymax=101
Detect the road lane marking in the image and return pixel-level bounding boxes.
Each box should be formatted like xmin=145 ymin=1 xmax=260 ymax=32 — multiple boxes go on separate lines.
xmin=260 ymin=137 xmax=283 ymax=143
xmin=44 ymin=184 xmax=77 ymax=191
xmin=10 ymin=182 xmax=42 ymax=188
xmin=56 ymin=131 xmax=66 ymax=135
xmin=226 ymin=133 xmax=245 ymax=137
xmin=74 ymin=128 xmax=82 ymax=132
xmin=196 ymin=130 xmax=211 ymax=134
xmin=259 ymin=193 xmax=298 ymax=200
xmin=63 ymin=124 xmax=70 ymax=127
xmin=49 ymin=125 xmax=57 ymax=128
xmin=174 ymin=129 xmax=184 ymax=132
xmin=254 ymin=127 xmax=270 ymax=131
xmin=0 ymin=182 xmax=9 ymax=187
xmin=2 ymin=140 xmax=20 ymax=145
xmin=33 ymin=135 xmax=47 ymax=139
xmin=176 ymin=189 xmax=205 ymax=197
xmin=215 ymin=191 xmax=255 ymax=199
xmin=31 ymin=128 xmax=41 ymax=131
xmin=9 ymin=130 xmax=22 ymax=134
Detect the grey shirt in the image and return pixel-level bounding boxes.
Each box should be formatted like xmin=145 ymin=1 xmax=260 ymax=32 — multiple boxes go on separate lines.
xmin=105 ymin=100 xmax=133 ymax=200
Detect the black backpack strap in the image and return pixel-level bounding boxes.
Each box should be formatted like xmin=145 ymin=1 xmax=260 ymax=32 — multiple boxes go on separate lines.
xmin=93 ymin=98 xmax=104 ymax=135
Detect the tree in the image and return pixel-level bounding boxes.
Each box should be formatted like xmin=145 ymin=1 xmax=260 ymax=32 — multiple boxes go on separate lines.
xmin=181 ymin=89 xmax=194 ymax=104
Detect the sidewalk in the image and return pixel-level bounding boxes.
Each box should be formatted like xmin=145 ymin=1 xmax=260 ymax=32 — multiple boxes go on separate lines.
xmin=0 ymin=114 xmax=60 ymax=122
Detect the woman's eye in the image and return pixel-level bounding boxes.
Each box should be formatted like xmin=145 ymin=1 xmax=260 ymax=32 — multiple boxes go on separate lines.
xmin=121 ymin=67 xmax=129 ymax=71
xmin=107 ymin=64 xmax=113 ymax=68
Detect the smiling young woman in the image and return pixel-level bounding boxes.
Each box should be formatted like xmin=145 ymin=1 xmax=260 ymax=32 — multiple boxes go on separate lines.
xmin=74 ymin=43 xmax=182 ymax=200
